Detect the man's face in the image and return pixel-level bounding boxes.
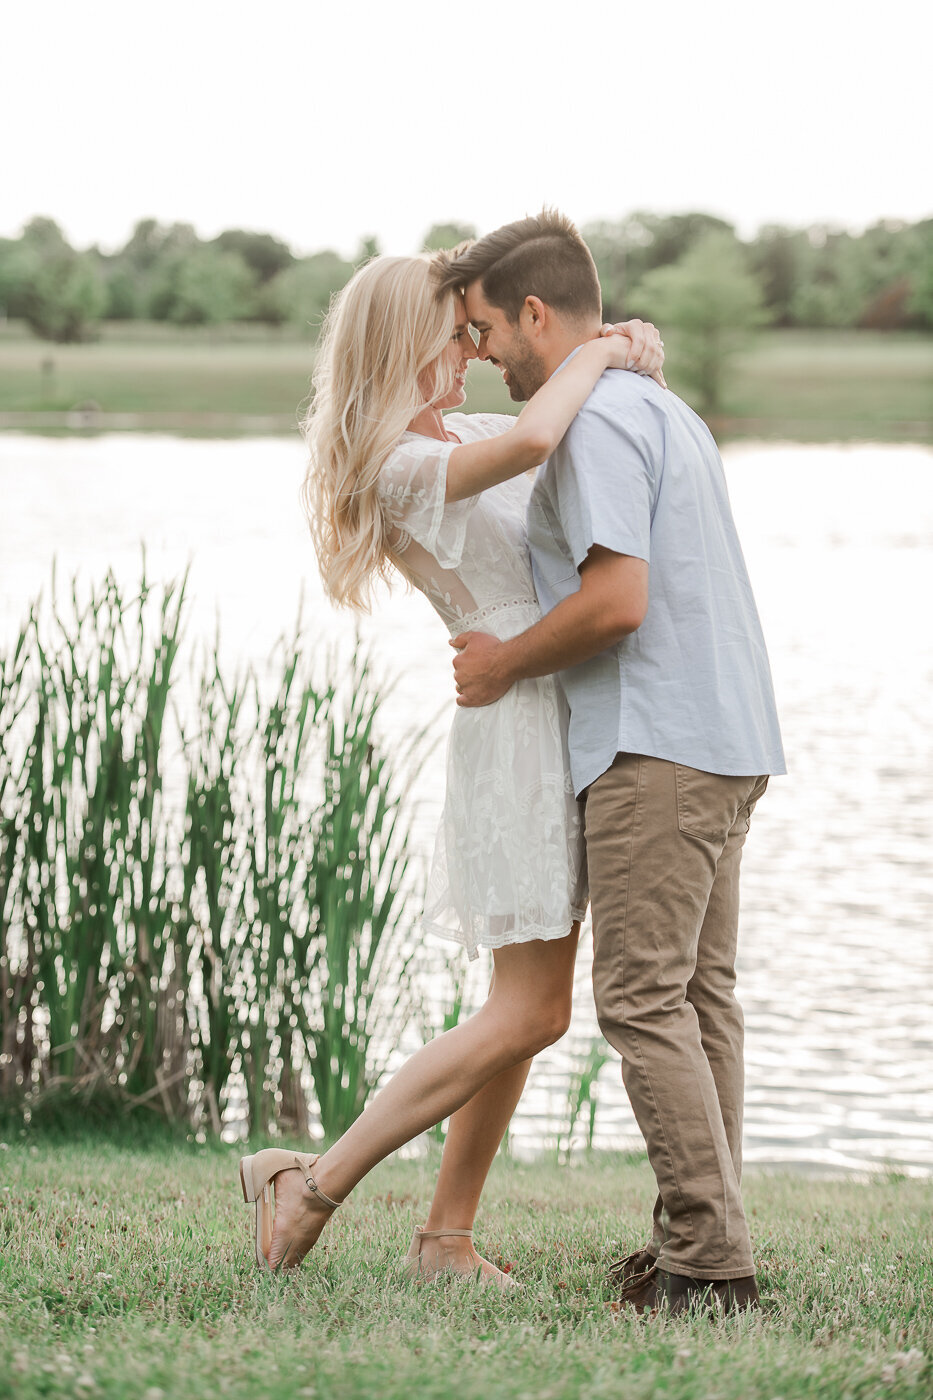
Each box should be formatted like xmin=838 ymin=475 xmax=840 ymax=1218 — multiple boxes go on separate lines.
xmin=464 ymin=282 xmax=548 ymax=402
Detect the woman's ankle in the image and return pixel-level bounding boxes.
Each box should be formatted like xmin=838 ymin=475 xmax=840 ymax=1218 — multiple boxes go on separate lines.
xmin=422 ymin=1214 xmax=476 ymax=1235
xmin=306 ymin=1152 xmax=349 ymax=1206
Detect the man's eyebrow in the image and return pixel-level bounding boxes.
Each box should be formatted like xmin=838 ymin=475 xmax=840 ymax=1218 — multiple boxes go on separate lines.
xmin=470 ymin=319 xmax=490 ymax=330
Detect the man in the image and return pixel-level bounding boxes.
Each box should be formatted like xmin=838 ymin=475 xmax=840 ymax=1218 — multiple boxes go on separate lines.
xmin=436 ymin=211 xmax=785 ymax=1314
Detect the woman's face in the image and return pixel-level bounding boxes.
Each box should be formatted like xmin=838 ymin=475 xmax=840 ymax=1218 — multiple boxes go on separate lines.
xmin=430 ymin=296 xmax=478 ymax=410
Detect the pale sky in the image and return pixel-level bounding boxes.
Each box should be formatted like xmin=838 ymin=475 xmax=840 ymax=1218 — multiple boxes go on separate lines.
xmin=2 ymin=0 xmax=930 ymax=257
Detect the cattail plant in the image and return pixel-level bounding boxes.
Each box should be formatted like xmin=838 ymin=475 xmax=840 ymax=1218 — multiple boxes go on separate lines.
xmin=0 ymin=568 xmax=425 ymax=1141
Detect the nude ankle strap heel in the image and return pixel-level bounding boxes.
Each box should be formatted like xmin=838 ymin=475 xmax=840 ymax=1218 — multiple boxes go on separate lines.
xmin=238 ymin=1148 xmax=343 ymax=1270
xmin=403 ymin=1225 xmax=519 ymax=1289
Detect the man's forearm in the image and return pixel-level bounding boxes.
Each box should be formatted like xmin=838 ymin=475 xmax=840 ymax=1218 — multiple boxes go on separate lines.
xmin=498 ymin=588 xmax=637 ymax=685
xmin=452 ymin=550 xmax=648 ymax=707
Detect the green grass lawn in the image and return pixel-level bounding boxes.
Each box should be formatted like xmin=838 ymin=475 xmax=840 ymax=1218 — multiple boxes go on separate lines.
xmin=0 ymin=324 xmax=929 ymax=440
xmin=1 ymin=1129 xmax=930 ymax=1400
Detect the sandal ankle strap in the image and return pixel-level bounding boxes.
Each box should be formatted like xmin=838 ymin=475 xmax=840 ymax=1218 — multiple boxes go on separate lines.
xmin=297 ymin=1156 xmax=343 ymax=1211
xmin=416 ymin=1226 xmax=473 ymax=1240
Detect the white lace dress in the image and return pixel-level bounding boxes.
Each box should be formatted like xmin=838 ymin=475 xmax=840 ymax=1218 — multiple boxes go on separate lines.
xmin=378 ymin=411 xmax=587 ymax=961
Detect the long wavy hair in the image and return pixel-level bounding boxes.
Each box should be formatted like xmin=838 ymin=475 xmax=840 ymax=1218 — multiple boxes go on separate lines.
xmin=301 ymin=253 xmax=458 ymax=610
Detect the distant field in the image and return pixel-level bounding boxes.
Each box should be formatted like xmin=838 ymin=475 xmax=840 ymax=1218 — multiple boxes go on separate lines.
xmin=0 ymin=331 xmax=314 ymax=420
xmin=713 ymin=329 xmax=933 ymax=439
xmin=0 ymin=323 xmax=929 ymax=439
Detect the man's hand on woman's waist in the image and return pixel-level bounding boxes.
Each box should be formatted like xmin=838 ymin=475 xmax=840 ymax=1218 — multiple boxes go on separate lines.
xmin=451 ymin=549 xmax=649 ymax=708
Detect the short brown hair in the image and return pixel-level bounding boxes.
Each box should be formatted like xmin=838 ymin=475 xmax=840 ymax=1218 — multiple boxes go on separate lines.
xmin=434 ymin=209 xmax=602 ymax=324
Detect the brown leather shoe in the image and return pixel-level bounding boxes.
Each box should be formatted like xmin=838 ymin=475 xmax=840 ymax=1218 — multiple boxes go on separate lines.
xmin=607 ymin=1247 xmax=657 ymax=1288
xmin=613 ymin=1264 xmax=661 ymax=1314
xmin=661 ymin=1269 xmax=760 ymax=1314
xmin=614 ymin=1266 xmax=759 ymax=1316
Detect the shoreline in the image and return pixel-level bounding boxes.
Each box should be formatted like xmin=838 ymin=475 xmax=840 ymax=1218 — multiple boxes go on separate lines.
xmin=1 ymin=408 xmax=930 ymax=443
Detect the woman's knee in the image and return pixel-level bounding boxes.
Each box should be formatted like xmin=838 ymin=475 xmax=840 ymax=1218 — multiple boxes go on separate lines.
xmin=502 ymin=996 xmax=572 ymax=1057
xmin=544 ymin=997 xmax=573 ymax=1047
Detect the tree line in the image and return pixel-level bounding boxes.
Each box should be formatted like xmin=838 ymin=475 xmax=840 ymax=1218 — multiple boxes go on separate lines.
xmin=0 ymin=211 xmax=930 ymax=347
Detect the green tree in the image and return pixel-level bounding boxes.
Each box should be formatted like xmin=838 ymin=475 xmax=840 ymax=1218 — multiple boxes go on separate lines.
xmin=748 ymin=225 xmax=811 ymax=326
xmin=629 ymin=232 xmax=769 ymax=414
xmin=100 ymin=264 xmax=142 ymax=319
xmin=584 ymin=211 xmax=736 ymax=321
xmin=12 ymin=220 xmax=106 ymax=342
xmin=121 ymin=217 xmax=166 ymax=270
xmin=0 ymin=237 xmax=33 ymax=318
xmin=355 ymin=235 xmax=380 ymax=266
xmin=211 ymin=229 xmax=294 ymax=285
xmin=164 ymin=246 xmax=257 ymax=325
xmin=144 ymin=224 xmax=201 ymax=320
xmin=905 ymin=219 xmax=933 ymax=329
xmin=101 ymin=217 xmax=174 ymax=319
xmin=422 ymin=221 xmax=477 ymax=252
xmin=855 ymin=219 xmax=933 ymax=329
xmin=264 ymin=250 xmax=355 ymax=335
xmin=20 ymin=215 xmax=70 ymax=257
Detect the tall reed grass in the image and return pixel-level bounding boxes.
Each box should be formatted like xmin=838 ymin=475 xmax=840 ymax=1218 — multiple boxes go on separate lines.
xmin=0 ymin=568 xmax=425 ymax=1141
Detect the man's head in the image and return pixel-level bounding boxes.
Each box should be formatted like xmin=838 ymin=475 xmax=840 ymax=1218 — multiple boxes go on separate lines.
xmin=434 ymin=210 xmax=602 ymax=400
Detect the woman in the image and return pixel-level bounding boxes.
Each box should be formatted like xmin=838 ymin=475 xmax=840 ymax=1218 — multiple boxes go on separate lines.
xmin=239 ymin=252 xmax=663 ymax=1283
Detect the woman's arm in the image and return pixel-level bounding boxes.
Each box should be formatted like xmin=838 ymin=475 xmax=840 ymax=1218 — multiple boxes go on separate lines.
xmin=445 ymin=327 xmax=660 ymax=504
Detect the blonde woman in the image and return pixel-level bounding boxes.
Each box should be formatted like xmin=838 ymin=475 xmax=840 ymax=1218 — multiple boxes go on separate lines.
xmin=238 ymin=252 xmax=664 ymax=1283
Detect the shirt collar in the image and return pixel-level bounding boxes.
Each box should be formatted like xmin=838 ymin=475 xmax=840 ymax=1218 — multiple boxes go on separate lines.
xmin=547 ymin=344 xmax=586 ymax=381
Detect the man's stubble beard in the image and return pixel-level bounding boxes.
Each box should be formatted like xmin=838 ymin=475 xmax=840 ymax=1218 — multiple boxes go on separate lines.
xmin=503 ymin=329 xmax=548 ymax=403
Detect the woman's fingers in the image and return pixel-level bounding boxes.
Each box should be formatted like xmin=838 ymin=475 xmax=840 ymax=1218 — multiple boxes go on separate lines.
xmin=627 ymin=322 xmax=664 ymax=377
xmin=599 ymin=318 xmax=665 ymax=383
xmin=617 ymin=317 xmax=647 ymax=364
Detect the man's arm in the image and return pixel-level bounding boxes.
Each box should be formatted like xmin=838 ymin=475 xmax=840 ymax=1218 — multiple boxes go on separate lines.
xmin=451 ymin=547 xmax=648 ymax=706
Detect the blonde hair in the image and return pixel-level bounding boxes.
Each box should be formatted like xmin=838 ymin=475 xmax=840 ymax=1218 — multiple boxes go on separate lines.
xmin=301 ymin=254 xmax=457 ymax=610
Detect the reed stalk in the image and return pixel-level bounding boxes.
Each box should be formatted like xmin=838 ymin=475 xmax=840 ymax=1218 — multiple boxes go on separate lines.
xmin=558 ymin=1038 xmax=612 ymax=1160
xmin=0 ymin=618 xmax=36 ymax=1099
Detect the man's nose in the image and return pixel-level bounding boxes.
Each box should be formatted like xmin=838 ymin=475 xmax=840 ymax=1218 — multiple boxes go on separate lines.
xmin=476 ymin=333 xmax=490 ymax=360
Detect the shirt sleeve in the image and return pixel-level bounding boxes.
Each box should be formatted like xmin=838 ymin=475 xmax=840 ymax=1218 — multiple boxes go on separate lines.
xmin=555 ymin=392 xmax=661 ymax=569
xmin=377 ymin=437 xmax=480 ymax=570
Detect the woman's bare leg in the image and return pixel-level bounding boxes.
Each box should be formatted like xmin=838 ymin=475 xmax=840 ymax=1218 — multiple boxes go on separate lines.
xmin=413 ymin=1059 xmax=532 ymax=1281
xmin=426 ymin=1058 xmax=532 ymax=1229
xmin=267 ymin=930 xmax=578 ymax=1269
xmin=418 ymin=923 xmax=580 ymax=1278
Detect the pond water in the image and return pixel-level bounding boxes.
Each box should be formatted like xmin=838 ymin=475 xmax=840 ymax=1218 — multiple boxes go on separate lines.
xmin=2 ymin=432 xmax=931 ymax=1175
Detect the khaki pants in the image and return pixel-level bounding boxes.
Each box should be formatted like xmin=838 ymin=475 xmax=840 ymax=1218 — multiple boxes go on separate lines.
xmin=585 ymin=754 xmax=768 ymax=1280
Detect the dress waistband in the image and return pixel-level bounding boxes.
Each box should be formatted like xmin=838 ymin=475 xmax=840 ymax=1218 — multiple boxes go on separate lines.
xmin=448 ymin=596 xmax=540 ymax=638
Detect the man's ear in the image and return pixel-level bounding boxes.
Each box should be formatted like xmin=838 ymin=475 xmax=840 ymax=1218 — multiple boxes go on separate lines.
xmin=519 ymin=295 xmax=549 ymax=339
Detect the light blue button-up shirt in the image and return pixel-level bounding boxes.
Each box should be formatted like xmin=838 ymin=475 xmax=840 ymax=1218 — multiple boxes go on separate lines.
xmin=527 ymin=363 xmax=786 ymax=796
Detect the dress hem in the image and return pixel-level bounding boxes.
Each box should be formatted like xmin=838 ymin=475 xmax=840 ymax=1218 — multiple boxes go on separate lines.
xmin=423 ymin=907 xmax=588 ymax=962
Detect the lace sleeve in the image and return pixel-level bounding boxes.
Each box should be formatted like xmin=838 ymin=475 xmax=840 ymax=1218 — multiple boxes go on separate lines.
xmin=457 ymin=411 xmax=519 ymax=439
xmin=378 ymin=436 xmax=480 ymax=570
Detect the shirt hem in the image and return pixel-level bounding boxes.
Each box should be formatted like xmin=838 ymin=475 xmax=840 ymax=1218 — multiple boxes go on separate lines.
xmin=573 ymin=747 xmax=787 ymax=798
